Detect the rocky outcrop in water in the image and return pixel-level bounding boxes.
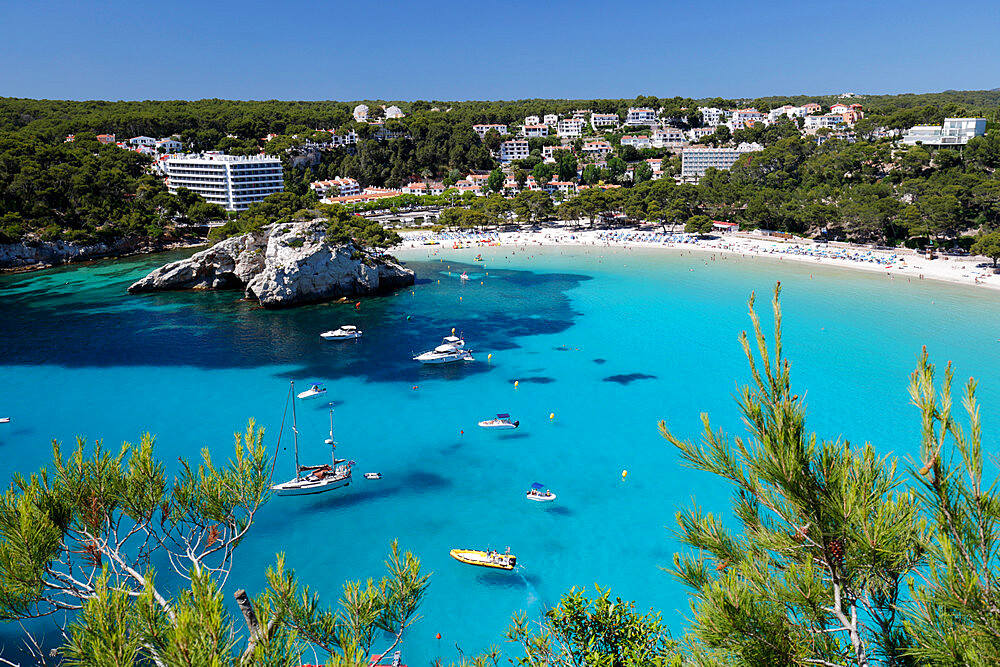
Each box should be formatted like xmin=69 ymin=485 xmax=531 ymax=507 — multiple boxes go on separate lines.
xmin=0 ymin=238 xmax=153 ymax=271
xmin=127 ymin=221 xmax=414 ymax=308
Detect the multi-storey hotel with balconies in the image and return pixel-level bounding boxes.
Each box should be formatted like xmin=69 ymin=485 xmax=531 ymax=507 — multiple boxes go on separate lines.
xmin=164 ymin=153 xmax=284 ymax=211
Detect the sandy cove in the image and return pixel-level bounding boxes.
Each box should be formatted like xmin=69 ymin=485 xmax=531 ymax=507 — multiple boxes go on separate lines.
xmin=398 ymin=225 xmax=1000 ymax=293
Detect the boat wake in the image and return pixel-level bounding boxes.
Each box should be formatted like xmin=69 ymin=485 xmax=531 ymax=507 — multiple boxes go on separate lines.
xmin=516 ymin=566 xmax=542 ymax=609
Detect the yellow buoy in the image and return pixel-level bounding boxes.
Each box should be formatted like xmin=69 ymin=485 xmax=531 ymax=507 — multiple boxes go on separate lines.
xmin=487 ymin=353 xmax=492 ymax=361
xmin=514 ymin=380 xmax=519 ymax=388
xmin=549 ymin=412 xmax=555 ymax=420
xmin=621 ymin=469 xmax=628 ymax=480
xmin=451 ymin=328 xmax=455 ymax=334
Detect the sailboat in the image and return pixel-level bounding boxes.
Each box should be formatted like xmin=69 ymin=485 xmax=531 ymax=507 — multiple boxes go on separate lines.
xmin=272 ymin=383 xmax=353 ymax=496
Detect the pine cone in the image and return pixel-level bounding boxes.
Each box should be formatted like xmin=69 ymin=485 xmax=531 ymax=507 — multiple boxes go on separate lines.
xmin=828 ymin=538 xmax=844 ymax=564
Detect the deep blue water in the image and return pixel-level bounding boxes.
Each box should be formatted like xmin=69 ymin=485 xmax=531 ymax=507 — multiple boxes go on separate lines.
xmin=1 ymin=245 xmax=999 ymax=662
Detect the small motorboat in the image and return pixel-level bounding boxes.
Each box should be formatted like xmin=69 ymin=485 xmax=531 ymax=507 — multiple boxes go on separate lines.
xmin=460 ymin=271 xmax=469 ymax=281
xmin=474 ymin=254 xmax=484 ymax=262
xmin=478 ymin=413 xmax=519 ymax=429
xmin=526 ymin=482 xmax=556 ymax=502
xmin=364 ymin=472 xmax=382 ymax=480
xmin=0 ymin=417 xmax=9 ymax=424
xmin=297 ymin=383 xmax=327 ymax=400
xmin=449 ymin=547 xmax=516 ymax=570
xmin=321 ymin=325 xmax=362 ymax=340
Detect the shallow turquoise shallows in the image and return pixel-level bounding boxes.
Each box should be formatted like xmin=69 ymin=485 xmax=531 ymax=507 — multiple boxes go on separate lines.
xmin=2 ymin=245 xmax=1000 ymax=661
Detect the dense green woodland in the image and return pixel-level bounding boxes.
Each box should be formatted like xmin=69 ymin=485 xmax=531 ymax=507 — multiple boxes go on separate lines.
xmin=1 ymin=92 xmax=999 ymax=246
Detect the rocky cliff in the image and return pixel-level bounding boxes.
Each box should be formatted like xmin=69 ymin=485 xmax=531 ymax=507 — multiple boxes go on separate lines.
xmin=0 ymin=237 xmax=155 ymax=271
xmin=127 ymin=221 xmax=414 ymax=308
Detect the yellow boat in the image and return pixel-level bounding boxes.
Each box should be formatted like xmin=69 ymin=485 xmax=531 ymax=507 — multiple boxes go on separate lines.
xmin=449 ymin=547 xmax=516 ymax=570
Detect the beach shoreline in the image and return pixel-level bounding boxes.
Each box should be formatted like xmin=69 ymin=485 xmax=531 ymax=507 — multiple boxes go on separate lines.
xmin=397 ymin=225 xmax=1000 ymax=293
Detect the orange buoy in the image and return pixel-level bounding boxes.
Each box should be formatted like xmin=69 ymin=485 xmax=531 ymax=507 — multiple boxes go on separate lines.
xmin=354 ymin=302 xmax=361 ymax=310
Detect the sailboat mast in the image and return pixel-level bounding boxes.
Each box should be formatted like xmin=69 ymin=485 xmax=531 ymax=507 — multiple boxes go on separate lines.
xmin=291 ymin=381 xmax=300 ymax=480
xmin=328 ymin=404 xmax=335 ymax=466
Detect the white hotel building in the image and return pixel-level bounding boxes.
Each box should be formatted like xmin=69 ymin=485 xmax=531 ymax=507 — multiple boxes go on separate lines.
xmin=680 ymin=142 xmax=763 ymax=181
xmin=626 ymin=108 xmax=657 ymax=126
xmin=499 ymin=140 xmax=530 ymax=163
xmin=164 ymin=153 xmax=284 ymax=211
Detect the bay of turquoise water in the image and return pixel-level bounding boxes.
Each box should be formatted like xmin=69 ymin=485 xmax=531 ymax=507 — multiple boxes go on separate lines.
xmin=1 ymin=245 xmax=999 ymax=661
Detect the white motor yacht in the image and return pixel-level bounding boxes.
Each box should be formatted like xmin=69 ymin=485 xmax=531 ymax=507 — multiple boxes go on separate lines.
xmin=272 ymin=386 xmax=353 ymax=497
xmin=320 ymin=325 xmax=362 ymax=340
xmin=413 ymin=345 xmax=474 ymax=364
xmin=297 ymin=383 xmax=327 ymax=400
xmin=413 ymin=334 xmax=473 ymax=364
xmin=478 ymin=413 xmax=519 ymax=429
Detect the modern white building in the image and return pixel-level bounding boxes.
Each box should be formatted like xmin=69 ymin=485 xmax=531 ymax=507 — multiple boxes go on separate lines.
xmin=499 ymin=140 xmax=530 ymax=163
xmin=309 ymin=177 xmax=361 ymax=197
xmin=680 ymin=142 xmax=763 ymax=180
xmin=129 ymin=136 xmax=157 ymax=146
xmin=542 ymin=144 xmax=573 ymax=162
xmin=384 ymin=105 xmax=404 ymax=119
xmin=687 ymin=127 xmax=715 ymax=142
xmin=353 ymin=104 xmax=369 ymax=122
xmin=521 ymin=124 xmax=549 ymax=138
xmin=652 ymin=128 xmax=686 ymax=148
xmin=582 ymin=140 xmax=613 ymax=156
xmin=543 ymin=114 xmax=559 ymax=126
xmin=402 ymin=181 xmax=445 ymax=196
xmin=804 ymin=114 xmax=847 ymax=131
xmin=164 ymin=153 xmax=284 ymax=211
xmin=698 ymin=107 xmax=726 ymax=127
xmin=901 ymin=118 xmax=987 ymax=146
xmin=558 ymin=118 xmax=585 ymax=138
xmin=155 ymin=138 xmax=183 ymax=153
xmin=626 ymin=108 xmax=657 ymax=126
xmin=729 ymin=108 xmax=767 ymax=130
xmin=621 ymin=135 xmax=651 ymax=149
xmin=472 ymin=124 xmax=509 ymax=139
xmin=524 ymin=115 xmax=541 ymax=126
xmin=767 ymin=104 xmax=808 ymax=123
xmin=591 ymin=113 xmax=619 ymax=129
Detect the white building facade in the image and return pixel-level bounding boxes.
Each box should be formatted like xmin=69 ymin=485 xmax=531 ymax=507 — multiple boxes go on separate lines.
xmin=543 ymin=114 xmax=559 ymax=126
xmin=521 ymin=124 xmax=549 ymax=138
xmin=680 ymin=142 xmax=763 ymax=180
xmin=472 ymin=124 xmax=509 ymax=139
xmin=901 ymin=118 xmax=987 ymax=146
xmin=626 ymin=108 xmax=657 ymax=126
xmin=591 ymin=113 xmax=619 ymax=129
xmin=557 ymin=118 xmax=584 ymax=138
xmin=164 ymin=153 xmax=284 ymax=211
xmin=499 ymin=140 xmax=530 ymax=163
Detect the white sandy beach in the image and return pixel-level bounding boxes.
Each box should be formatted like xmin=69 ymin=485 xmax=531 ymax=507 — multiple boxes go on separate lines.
xmin=398 ymin=225 xmax=1000 ymax=293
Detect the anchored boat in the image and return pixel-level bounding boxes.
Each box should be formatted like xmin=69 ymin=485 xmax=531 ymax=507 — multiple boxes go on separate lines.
xmin=320 ymin=325 xmax=362 ymax=340
xmin=478 ymin=413 xmax=519 ymax=429
xmin=297 ymin=382 xmax=327 ymax=400
xmin=526 ymin=482 xmax=556 ymax=502
xmin=272 ymin=384 xmax=353 ymax=497
xmin=413 ymin=335 xmax=474 ymax=364
xmin=450 ymin=547 xmax=516 ymax=570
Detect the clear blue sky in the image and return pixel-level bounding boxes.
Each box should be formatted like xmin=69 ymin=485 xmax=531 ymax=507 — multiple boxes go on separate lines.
xmin=2 ymin=0 xmax=997 ymax=101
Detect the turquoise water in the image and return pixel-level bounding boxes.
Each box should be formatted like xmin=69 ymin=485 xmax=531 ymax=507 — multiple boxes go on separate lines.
xmin=2 ymin=245 xmax=1000 ymax=661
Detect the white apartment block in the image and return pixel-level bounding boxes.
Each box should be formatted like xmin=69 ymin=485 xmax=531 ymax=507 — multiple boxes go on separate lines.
xmin=543 ymin=114 xmax=559 ymax=126
xmin=473 ymin=124 xmax=509 ymax=139
xmin=524 ymin=115 xmax=540 ymax=126
xmin=698 ymin=107 xmax=726 ymax=127
xmin=767 ymin=104 xmax=808 ymax=123
xmin=156 ymin=138 xmax=183 ymax=153
xmin=384 ymin=105 xmax=405 ymax=119
xmin=729 ymin=109 xmax=766 ymax=130
xmin=499 ymin=140 xmax=530 ymax=162
xmin=652 ymin=128 xmax=686 ymax=148
xmin=626 ymin=108 xmax=657 ymax=126
xmin=129 ymin=136 xmax=156 ymax=146
xmin=558 ymin=118 xmax=585 ymax=138
xmin=688 ymin=127 xmax=715 ymax=141
xmin=521 ymin=124 xmax=549 ymax=138
xmin=545 ymin=181 xmax=578 ymax=195
xmin=402 ymin=182 xmax=446 ymax=196
xmin=542 ymin=144 xmax=573 ymax=161
xmin=309 ymin=177 xmax=361 ymax=197
xmin=804 ymin=114 xmax=846 ymax=131
xmin=582 ymin=140 xmax=613 ymax=156
xmin=680 ymin=142 xmax=763 ymax=180
xmin=572 ymin=109 xmax=592 ymax=119
xmin=901 ymin=118 xmax=987 ymax=146
xmin=353 ymin=104 xmax=369 ymax=122
xmin=164 ymin=153 xmax=284 ymax=211
xmin=591 ymin=113 xmax=619 ymax=129
xmin=621 ymin=135 xmax=651 ymax=149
